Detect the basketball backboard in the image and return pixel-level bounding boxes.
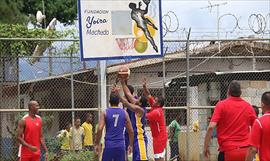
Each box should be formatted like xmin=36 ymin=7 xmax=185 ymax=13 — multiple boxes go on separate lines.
xmin=78 ymin=0 xmax=163 ymax=60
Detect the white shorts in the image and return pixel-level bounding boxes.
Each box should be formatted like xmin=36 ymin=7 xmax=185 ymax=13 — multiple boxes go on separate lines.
xmin=154 ymin=149 xmax=166 ymax=159
xmin=18 ymin=145 xmax=21 ymax=157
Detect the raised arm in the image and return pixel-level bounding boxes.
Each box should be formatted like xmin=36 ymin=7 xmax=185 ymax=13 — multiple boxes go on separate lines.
xmin=17 ymin=119 xmax=38 ymax=152
xmin=120 ymin=96 xmax=144 ymax=117
xmin=142 ymin=78 xmax=151 ymax=99
xmin=94 ymin=112 xmax=105 ymax=154
xmin=120 ymin=79 xmax=137 ymax=104
xmin=114 ymin=83 xmax=144 ymax=117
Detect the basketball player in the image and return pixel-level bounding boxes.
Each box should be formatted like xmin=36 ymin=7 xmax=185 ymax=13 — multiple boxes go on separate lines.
xmin=143 ymin=78 xmax=168 ymax=161
xmin=129 ymin=0 xmax=158 ymax=52
xmin=94 ymin=90 xmax=134 ymax=161
xmin=119 ymin=79 xmax=149 ymax=161
xmin=17 ymin=100 xmax=48 ymax=161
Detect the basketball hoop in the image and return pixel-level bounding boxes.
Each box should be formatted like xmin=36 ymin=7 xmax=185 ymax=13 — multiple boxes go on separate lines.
xmin=115 ymin=37 xmax=136 ymax=52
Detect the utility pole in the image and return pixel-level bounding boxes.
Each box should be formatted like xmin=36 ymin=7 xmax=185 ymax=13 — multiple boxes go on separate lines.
xmin=201 ymin=1 xmax=227 ymax=52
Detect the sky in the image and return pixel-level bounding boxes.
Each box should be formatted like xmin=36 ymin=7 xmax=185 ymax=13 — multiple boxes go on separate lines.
xmin=53 ymin=0 xmax=270 ymax=39
xmin=19 ymin=0 xmax=270 ymax=81
xmin=162 ymin=0 xmax=270 ymax=39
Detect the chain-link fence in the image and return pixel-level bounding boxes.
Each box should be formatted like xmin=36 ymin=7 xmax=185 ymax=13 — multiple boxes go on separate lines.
xmin=0 ymin=38 xmax=270 ymax=161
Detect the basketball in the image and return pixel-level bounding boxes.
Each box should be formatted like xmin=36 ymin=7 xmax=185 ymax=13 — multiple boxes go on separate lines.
xmin=118 ymin=66 xmax=130 ymax=79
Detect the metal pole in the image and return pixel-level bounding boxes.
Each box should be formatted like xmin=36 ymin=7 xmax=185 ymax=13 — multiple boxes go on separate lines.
xmin=97 ymin=61 xmax=101 ymax=118
xmin=186 ymin=28 xmax=191 ymax=161
xmin=48 ymin=48 xmax=52 ymax=76
xmin=97 ymin=60 xmax=107 ymax=117
xmin=97 ymin=60 xmax=107 ymax=160
xmin=162 ymin=48 xmax=168 ymax=160
xmin=17 ymin=56 xmax=20 ymax=109
xmin=252 ymin=56 xmax=256 ymax=71
xmin=217 ymin=5 xmax=221 ymax=52
xmin=0 ymin=59 xmax=2 ymax=109
xmin=70 ymin=52 xmax=75 ymax=126
xmin=42 ymin=0 xmax=46 ymax=28
xmin=162 ymin=48 xmax=168 ymax=98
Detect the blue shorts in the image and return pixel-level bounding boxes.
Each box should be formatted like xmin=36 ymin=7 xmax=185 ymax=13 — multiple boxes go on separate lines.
xmin=102 ymin=147 xmax=125 ymax=161
xmin=133 ymin=139 xmax=148 ymax=161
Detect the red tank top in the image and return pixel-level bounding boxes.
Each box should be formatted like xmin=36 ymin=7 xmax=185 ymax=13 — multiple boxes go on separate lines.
xmin=21 ymin=114 xmax=42 ymax=157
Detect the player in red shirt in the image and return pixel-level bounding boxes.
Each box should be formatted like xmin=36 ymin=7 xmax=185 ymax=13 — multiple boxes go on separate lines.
xmin=203 ymin=81 xmax=256 ymax=161
xmin=246 ymin=91 xmax=270 ymax=161
xmin=143 ymin=78 xmax=168 ymax=161
xmin=17 ymin=100 xmax=48 ymax=161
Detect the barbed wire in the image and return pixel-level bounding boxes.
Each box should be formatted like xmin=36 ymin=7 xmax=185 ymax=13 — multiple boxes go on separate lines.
xmin=162 ymin=11 xmax=180 ymax=38
xmin=165 ymin=11 xmax=270 ymax=39
xmin=248 ymin=13 xmax=269 ymax=34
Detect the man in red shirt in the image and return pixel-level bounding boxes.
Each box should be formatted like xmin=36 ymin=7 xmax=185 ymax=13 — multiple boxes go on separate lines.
xmin=246 ymin=91 xmax=270 ymax=161
xmin=203 ymin=81 xmax=256 ymax=161
xmin=143 ymin=78 xmax=168 ymax=161
xmin=17 ymin=100 xmax=48 ymax=161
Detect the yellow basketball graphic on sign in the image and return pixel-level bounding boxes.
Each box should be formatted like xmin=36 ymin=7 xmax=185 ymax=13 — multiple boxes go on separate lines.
xmin=133 ymin=16 xmax=156 ymax=43
xmin=134 ymin=39 xmax=148 ymax=53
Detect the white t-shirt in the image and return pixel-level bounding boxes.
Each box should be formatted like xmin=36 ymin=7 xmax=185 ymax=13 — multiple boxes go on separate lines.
xmin=70 ymin=127 xmax=84 ymax=150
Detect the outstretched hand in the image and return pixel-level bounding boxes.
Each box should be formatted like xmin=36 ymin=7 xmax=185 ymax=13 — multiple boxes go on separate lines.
xmin=112 ymin=85 xmax=121 ymax=93
xmin=142 ymin=77 xmax=147 ymax=86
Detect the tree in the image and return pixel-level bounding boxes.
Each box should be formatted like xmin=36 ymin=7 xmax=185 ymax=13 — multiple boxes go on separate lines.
xmin=0 ymin=24 xmax=78 ymax=57
xmin=0 ymin=0 xmax=27 ymax=24
xmin=0 ymin=0 xmax=77 ymax=26
xmin=22 ymin=0 xmax=78 ymax=26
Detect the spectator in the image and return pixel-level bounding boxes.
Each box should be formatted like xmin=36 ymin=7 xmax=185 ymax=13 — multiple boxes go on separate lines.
xmin=169 ymin=114 xmax=181 ymax=161
xmin=57 ymin=123 xmax=72 ymax=152
xmin=82 ymin=113 xmax=94 ymax=151
xmin=70 ymin=118 xmax=84 ymax=152
xmin=246 ymin=92 xmax=270 ymax=161
xmin=203 ymin=81 xmax=257 ymax=161
xmin=17 ymin=100 xmax=48 ymax=161
xmin=94 ymin=123 xmax=105 ymax=161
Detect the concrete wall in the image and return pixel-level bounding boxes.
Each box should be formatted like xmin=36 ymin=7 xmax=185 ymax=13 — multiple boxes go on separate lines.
xmin=196 ymin=80 xmax=270 ymax=161
xmin=241 ymin=81 xmax=270 ymax=106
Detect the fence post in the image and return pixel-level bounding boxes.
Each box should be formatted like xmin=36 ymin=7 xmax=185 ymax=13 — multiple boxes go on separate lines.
xmin=162 ymin=53 xmax=167 ymax=160
xmin=186 ymin=28 xmax=191 ymax=161
xmin=17 ymin=56 xmax=20 ymax=109
xmin=70 ymin=51 xmax=75 ymax=126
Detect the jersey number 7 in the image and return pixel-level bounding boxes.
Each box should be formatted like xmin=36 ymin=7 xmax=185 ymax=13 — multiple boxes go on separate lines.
xmin=113 ymin=114 xmax=119 ymax=127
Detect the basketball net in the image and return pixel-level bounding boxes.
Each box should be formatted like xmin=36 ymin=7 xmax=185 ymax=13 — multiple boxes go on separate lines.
xmin=115 ymin=38 xmax=136 ymax=62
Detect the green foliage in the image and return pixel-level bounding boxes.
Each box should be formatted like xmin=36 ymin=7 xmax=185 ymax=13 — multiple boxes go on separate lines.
xmin=0 ymin=0 xmax=77 ymax=26
xmin=0 ymin=24 xmax=78 ymax=57
xmin=42 ymin=113 xmax=55 ymax=132
xmin=48 ymin=151 xmax=96 ymax=161
xmin=0 ymin=0 xmax=27 ymax=24
xmin=46 ymin=136 xmax=62 ymax=153
xmin=61 ymin=151 xmax=95 ymax=161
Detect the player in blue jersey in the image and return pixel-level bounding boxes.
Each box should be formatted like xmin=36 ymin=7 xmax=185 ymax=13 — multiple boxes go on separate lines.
xmin=120 ymin=79 xmax=149 ymax=161
xmin=94 ymin=90 xmax=134 ymax=161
